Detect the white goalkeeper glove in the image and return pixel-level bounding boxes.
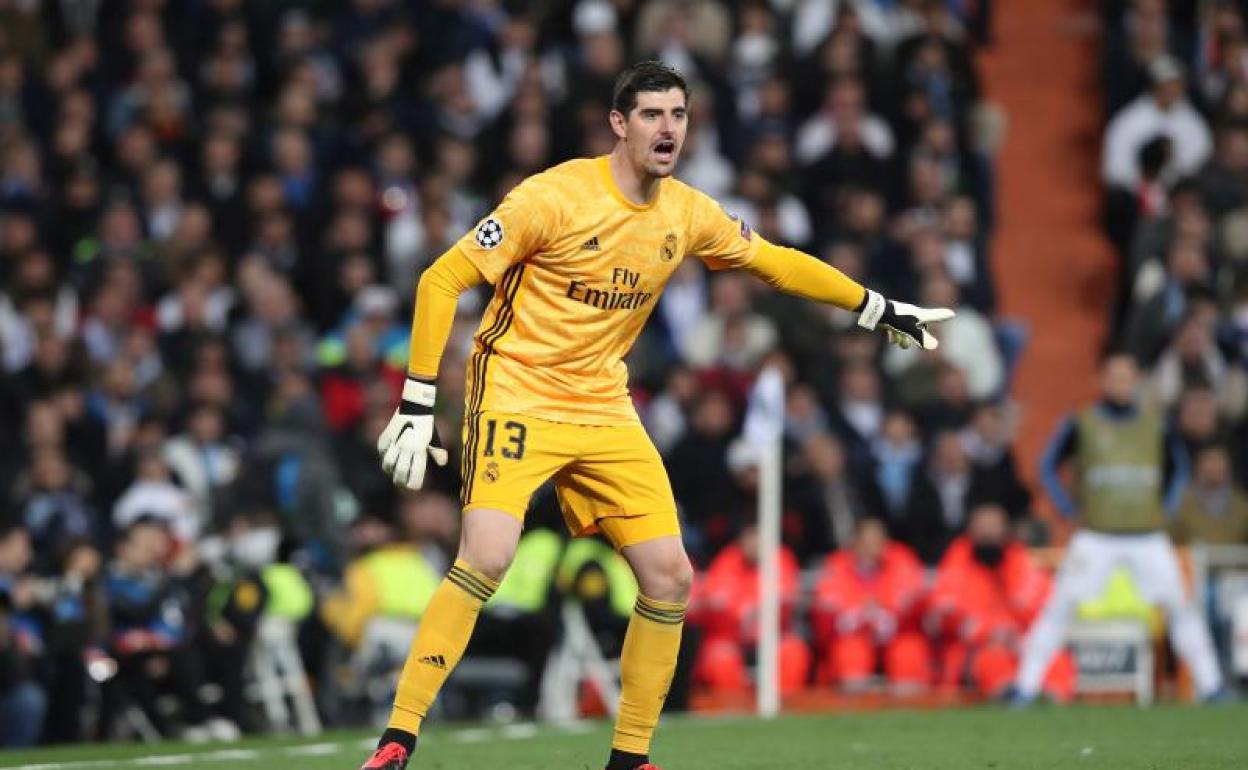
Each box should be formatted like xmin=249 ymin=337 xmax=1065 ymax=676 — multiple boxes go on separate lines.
xmin=856 ymin=289 xmax=955 ymax=350
xmin=377 ymin=377 xmax=449 ymax=490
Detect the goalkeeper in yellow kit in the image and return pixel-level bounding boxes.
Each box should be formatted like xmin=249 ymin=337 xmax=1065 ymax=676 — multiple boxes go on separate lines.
xmin=358 ymin=61 xmax=953 ymax=770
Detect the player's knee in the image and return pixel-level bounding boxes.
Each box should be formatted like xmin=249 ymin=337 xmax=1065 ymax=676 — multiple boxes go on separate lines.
xmin=671 ymin=555 xmax=694 ymax=600
xmin=640 ymin=550 xmax=693 ymax=603
xmin=458 ymin=542 xmax=516 ymax=583
xmin=458 ymin=508 xmax=522 ymax=581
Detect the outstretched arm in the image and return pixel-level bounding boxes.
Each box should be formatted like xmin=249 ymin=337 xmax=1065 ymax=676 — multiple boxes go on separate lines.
xmin=688 ymin=192 xmax=952 ymax=349
xmin=742 ymin=240 xmax=866 ymax=309
xmin=744 ymin=239 xmax=955 ymax=350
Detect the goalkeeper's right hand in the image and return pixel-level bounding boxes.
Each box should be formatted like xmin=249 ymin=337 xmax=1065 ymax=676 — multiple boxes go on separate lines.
xmin=377 ymin=376 xmax=449 ymax=490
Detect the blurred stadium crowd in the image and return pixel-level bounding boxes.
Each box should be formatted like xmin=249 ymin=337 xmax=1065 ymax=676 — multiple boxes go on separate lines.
xmin=0 ymin=0 xmax=1242 ymax=750
xmin=1100 ymin=0 xmax=1248 ymax=481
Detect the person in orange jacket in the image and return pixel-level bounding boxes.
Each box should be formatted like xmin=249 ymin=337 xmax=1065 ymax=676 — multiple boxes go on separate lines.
xmin=926 ymin=503 xmax=1075 ymax=699
xmin=810 ymin=518 xmax=932 ymax=691
xmin=687 ymin=523 xmax=810 ymax=694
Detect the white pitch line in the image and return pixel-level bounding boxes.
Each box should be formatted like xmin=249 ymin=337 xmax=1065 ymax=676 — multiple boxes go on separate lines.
xmin=553 ymin=720 xmax=595 ymax=735
xmin=452 ymin=728 xmax=492 ymax=743
xmin=500 ymin=724 xmax=540 ymax=740
xmin=283 ymin=743 xmax=340 ymax=756
xmin=1 ymin=758 xmax=114 ymax=763
xmin=204 ymin=752 xmax=258 ymax=762
xmin=133 ymin=756 xmax=194 ymax=766
xmin=6 ymin=745 xmax=296 ymax=770
xmin=4 ymin=719 xmax=587 ymax=770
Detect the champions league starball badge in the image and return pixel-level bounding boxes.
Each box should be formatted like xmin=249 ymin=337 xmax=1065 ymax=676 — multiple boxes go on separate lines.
xmin=475 ymin=217 xmax=505 ymax=249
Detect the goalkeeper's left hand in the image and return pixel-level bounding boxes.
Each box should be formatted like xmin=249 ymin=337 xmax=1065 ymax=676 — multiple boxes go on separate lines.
xmin=855 ymin=289 xmax=955 ymax=350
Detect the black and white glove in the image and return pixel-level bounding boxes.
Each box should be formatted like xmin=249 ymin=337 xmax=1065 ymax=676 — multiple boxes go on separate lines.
xmin=377 ymin=377 xmax=449 ymax=490
xmin=856 ymin=289 xmax=955 ymax=350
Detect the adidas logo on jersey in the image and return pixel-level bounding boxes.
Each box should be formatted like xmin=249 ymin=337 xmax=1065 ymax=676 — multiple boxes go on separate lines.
xmin=418 ymin=654 xmax=447 ymax=670
xmin=581 ymin=236 xmax=601 ymax=251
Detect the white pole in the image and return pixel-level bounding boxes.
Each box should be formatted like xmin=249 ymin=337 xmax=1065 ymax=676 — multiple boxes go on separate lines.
xmin=743 ymin=366 xmax=785 ymax=719
xmin=757 ymin=431 xmax=782 ymax=719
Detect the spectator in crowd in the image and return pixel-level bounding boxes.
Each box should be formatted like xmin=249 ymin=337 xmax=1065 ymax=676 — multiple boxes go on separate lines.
xmin=667 ymin=389 xmax=739 ymax=562
xmin=39 ymin=539 xmax=108 ymax=745
xmin=883 ymin=271 xmax=1003 ymax=400
xmin=642 ymin=365 xmax=700 ymax=456
xmin=1102 ymin=0 xmax=1172 ymax=116
xmin=1103 ymin=55 xmax=1212 ymax=191
xmin=112 ymin=449 xmax=199 ymax=547
xmin=793 ymin=430 xmax=885 ymax=554
xmin=960 ymin=402 xmax=1033 ymax=526
xmin=1170 ymin=444 xmax=1248 ymax=545
xmin=1173 ymin=385 xmax=1228 ymax=457
xmin=927 ymin=503 xmax=1075 ymax=700
xmin=197 ymin=508 xmax=307 ymax=735
xmin=163 ymin=403 xmax=241 ymax=533
xmin=828 ymin=359 xmax=886 ymax=472
xmin=321 ymin=503 xmax=443 ymax=653
xmin=0 ymin=523 xmax=46 ymax=747
xmin=688 ymin=523 xmax=809 ymax=695
xmin=869 ymin=409 xmax=923 ymax=522
xmin=1148 ymin=314 xmax=1247 ymax=412
xmin=903 ymin=430 xmax=1010 ymax=564
xmin=1196 ymin=119 xmax=1248 ymax=218
xmin=796 ymin=76 xmax=895 ymax=167
xmin=810 ymin=518 xmax=930 ymax=692
xmin=14 ymin=448 xmax=95 ymax=574
xmin=681 ymin=272 xmax=778 ymax=374
xmin=103 ymin=517 xmax=237 ymax=741
xmin=1122 ymin=238 xmax=1213 ymax=363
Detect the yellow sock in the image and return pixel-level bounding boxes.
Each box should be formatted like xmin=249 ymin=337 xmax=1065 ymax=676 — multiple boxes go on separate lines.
xmin=612 ymin=594 xmax=686 ymax=755
xmin=387 ymin=559 xmax=498 ymax=735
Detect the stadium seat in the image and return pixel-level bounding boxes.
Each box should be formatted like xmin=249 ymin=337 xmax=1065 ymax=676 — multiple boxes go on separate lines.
xmin=539 ymin=600 xmax=622 ymax=723
xmin=248 ymin=616 xmax=322 ymax=735
xmin=1066 ymin=620 xmax=1154 ymax=705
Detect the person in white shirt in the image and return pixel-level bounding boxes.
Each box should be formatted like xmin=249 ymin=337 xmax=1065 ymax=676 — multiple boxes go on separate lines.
xmin=795 ymin=77 xmax=895 ymax=166
xmin=1103 ymin=55 xmax=1212 ymax=189
xmin=884 ymin=273 xmax=1003 ymax=401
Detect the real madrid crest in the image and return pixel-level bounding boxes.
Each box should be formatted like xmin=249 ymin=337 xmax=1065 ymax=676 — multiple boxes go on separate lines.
xmin=483 ymin=461 xmax=500 ymax=483
xmin=661 ymin=232 xmax=677 ymax=262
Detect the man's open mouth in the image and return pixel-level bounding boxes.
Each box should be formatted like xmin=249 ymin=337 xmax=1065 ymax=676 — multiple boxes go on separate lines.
xmin=654 ymin=140 xmax=676 ymax=161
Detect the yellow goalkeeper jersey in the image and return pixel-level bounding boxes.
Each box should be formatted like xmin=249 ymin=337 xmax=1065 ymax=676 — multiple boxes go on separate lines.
xmin=457 ymin=155 xmax=761 ymax=425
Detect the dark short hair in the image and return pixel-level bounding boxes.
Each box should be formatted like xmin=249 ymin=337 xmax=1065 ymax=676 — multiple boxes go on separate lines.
xmin=611 ymin=61 xmax=688 ymax=116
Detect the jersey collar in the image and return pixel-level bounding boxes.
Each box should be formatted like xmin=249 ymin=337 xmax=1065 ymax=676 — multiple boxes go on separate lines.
xmin=597 ymin=155 xmax=661 ymax=211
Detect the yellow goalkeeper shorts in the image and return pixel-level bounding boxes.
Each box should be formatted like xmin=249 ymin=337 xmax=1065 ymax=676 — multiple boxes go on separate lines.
xmin=459 ymin=410 xmax=680 ymax=548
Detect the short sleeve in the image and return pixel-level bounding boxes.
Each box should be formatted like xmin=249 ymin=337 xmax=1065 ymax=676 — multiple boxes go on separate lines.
xmin=686 ymin=189 xmax=762 ymax=271
xmin=456 ymin=175 xmax=560 ymax=284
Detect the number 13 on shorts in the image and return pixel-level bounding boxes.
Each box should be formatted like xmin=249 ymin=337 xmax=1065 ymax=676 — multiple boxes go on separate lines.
xmin=459 ymin=410 xmax=681 ymax=548
xmin=460 ymin=411 xmax=552 ymax=514
xmin=482 ymin=419 xmax=527 ymax=460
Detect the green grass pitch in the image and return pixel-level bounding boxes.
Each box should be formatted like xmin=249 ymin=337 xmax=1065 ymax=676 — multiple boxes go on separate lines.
xmin=0 ymin=705 xmax=1244 ymax=769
